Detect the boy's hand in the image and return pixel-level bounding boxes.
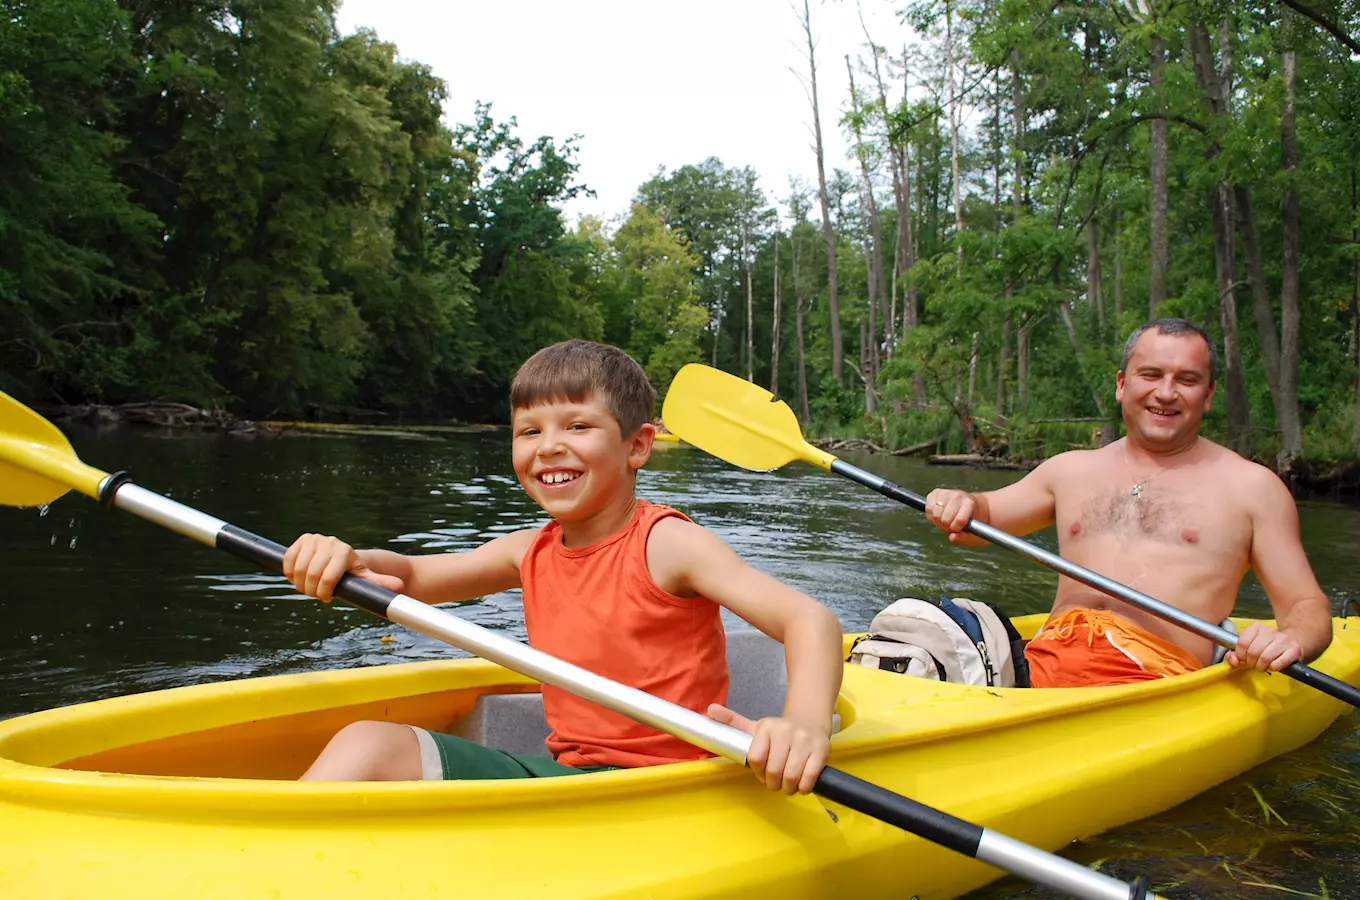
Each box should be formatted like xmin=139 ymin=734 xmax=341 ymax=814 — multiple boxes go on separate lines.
xmin=708 ymin=704 xmax=830 ymax=795
xmin=282 ymin=534 xmax=405 ymax=603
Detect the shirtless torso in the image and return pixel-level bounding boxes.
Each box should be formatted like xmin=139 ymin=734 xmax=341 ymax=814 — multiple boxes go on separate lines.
xmin=1044 ymin=439 xmax=1266 ymax=664
xmin=926 ymin=321 xmax=1332 ymax=673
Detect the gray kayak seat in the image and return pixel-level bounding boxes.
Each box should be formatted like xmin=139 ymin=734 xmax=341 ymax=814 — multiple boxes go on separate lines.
xmin=449 ymin=629 xmax=805 ymax=759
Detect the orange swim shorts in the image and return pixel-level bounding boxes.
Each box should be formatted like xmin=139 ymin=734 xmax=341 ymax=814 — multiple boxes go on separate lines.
xmin=1024 ymin=608 xmax=1203 ymax=688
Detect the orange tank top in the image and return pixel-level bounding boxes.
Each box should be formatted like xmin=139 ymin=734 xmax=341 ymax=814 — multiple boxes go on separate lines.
xmin=519 ymin=500 xmax=729 ymax=768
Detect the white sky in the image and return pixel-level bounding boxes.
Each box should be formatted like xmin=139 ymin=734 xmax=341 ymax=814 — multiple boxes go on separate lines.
xmin=334 ymin=0 xmax=917 ymax=227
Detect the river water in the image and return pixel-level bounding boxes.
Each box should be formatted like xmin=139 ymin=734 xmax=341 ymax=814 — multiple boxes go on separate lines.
xmin=1 ymin=425 xmax=1357 ymax=898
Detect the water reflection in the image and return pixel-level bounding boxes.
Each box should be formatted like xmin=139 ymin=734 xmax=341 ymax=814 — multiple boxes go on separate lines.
xmin=0 ymin=427 xmax=1356 ymax=897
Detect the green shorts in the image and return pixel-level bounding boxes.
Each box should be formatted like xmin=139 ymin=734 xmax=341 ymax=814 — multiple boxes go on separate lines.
xmin=410 ymin=727 xmax=618 ymax=781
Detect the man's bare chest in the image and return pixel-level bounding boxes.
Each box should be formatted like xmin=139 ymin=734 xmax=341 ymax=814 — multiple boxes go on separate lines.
xmin=1058 ymin=480 xmax=1249 ymax=553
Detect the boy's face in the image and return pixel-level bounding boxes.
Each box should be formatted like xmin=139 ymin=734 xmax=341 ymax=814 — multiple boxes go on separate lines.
xmin=510 ymin=395 xmax=653 ymax=523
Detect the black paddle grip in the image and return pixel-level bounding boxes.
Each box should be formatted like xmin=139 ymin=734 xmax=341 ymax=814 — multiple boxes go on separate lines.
xmin=813 ymin=766 xmax=983 ymax=857
xmin=1282 ymin=661 xmax=1360 ymax=707
xmin=217 ymin=525 xmax=394 ymax=618
xmin=828 ymin=459 xmax=929 ymax=512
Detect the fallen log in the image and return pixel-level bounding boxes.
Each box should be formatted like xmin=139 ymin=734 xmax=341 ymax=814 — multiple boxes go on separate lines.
xmin=927 ymin=453 xmax=1039 ymax=471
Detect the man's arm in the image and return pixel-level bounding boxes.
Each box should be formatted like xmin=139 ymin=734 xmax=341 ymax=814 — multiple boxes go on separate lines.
xmin=1236 ymin=468 xmax=1332 ymax=669
xmin=924 ymin=453 xmax=1066 ymax=547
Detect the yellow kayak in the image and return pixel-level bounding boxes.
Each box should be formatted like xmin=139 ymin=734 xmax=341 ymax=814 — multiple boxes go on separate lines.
xmin=1 ymin=615 xmax=1357 ymax=900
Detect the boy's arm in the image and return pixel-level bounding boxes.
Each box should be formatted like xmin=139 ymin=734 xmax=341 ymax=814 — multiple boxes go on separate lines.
xmin=647 ymin=518 xmax=843 ymax=732
xmin=389 ymin=529 xmax=535 ymax=604
xmin=284 ymin=529 xmax=535 ymax=606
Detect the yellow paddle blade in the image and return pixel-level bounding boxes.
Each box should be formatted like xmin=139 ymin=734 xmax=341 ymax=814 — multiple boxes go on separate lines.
xmin=661 ymin=364 xmax=837 ymax=472
xmin=0 ymin=392 xmax=108 ymax=506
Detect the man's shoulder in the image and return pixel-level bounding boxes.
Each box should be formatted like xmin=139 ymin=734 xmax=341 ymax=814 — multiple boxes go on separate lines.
xmin=1197 ymin=440 xmax=1282 ymax=485
xmin=1030 ymin=446 xmax=1104 ymax=478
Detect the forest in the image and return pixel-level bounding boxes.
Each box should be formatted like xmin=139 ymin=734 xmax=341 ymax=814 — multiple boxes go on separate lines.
xmin=3 ymin=0 xmax=1359 ymax=473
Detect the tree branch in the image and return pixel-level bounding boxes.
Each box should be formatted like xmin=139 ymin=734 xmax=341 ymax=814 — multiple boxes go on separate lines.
xmin=1279 ymin=0 xmax=1360 ymax=55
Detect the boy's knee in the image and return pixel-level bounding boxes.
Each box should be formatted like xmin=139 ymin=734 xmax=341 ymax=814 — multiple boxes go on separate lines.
xmin=328 ymin=720 xmax=420 ymax=779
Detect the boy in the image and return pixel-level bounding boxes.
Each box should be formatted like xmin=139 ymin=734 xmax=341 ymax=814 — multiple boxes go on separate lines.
xmin=283 ymin=340 xmax=843 ymax=794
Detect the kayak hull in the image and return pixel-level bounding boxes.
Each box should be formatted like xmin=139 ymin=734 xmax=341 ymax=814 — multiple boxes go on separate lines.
xmin=2 ymin=615 xmax=1358 ymax=899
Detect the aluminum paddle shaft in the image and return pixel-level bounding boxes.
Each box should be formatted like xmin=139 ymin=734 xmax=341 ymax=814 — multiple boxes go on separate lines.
xmin=830 ymin=459 xmax=1360 ymax=709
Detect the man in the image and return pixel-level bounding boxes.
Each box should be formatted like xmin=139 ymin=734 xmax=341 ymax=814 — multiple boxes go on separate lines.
xmin=926 ymin=318 xmax=1332 ymax=688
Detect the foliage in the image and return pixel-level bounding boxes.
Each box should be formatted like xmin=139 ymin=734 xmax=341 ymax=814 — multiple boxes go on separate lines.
xmin=6 ymin=0 xmax=1360 ymax=467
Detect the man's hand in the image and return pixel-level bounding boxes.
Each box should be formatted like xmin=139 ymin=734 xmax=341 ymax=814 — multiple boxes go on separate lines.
xmin=1226 ymin=622 xmax=1304 ymax=672
xmin=708 ymin=704 xmax=830 ymax=795
xmin=925 ymin=489 xmax=977 ymax=541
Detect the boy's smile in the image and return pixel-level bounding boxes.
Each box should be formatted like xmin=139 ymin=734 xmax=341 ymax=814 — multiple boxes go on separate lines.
xmin=511 ymin=396 xmax=654 ymax=546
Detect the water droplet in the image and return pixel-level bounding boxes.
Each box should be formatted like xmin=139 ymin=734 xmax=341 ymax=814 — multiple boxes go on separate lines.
xmin=38 ymin=504 xmax=50 ymax=517
xmin=68 ymin=537 xmax=77 ymax=549
xmin=50 ymin=535 xmax=56 ymax=546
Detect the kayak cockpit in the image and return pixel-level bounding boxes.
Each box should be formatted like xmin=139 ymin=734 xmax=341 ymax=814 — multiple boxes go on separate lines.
xmin=7 ymin=629 xmax=791 ymax=779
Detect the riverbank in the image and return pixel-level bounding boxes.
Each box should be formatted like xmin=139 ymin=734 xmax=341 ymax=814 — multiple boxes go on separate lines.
xmin=809 ymin=435 xmax=1360 ymax=500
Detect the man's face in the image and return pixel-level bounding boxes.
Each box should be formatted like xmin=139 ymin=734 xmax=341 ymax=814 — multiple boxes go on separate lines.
xmin=1115 ymin=330 xmax=1216 ymax=449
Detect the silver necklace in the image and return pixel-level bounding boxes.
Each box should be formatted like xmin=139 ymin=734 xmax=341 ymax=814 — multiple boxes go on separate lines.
xmin=1125 ymin=449 xmax=1168 ymax=499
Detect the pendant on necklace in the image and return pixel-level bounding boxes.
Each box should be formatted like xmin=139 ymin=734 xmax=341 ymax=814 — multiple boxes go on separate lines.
xmin=1130 ymin=483 xmax=1144 ymax=498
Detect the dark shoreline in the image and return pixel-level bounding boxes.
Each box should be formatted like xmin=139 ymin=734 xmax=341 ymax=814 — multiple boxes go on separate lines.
xmin=36 ymin=404 xmax=1360 ymax=503
xmin=810 ymin=436 xmax=1360 ymax=503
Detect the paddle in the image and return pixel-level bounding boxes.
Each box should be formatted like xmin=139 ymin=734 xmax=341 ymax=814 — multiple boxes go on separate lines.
xmin=0 ymin=390 xmax=1158 ymax=900
xmin=662 ymin=363 xmax=1360 ymax=710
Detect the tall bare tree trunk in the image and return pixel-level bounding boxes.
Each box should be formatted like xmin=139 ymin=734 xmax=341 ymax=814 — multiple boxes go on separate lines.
xmin=1278 ymin=35 xmax=1303 ymax=470
xmin=901 ymin=49 xmax=918 ymax=340
xmin=1114 ymin=206 xmax=1124 ymax=320
xmin=1018 ymin=314 xmax=1031 ymax=415
xmin=946 ymin=3 xmax=965 ymax=271
xmin=967 ymin=331 xmax=979 ymax=409
xmin=1060 ymin=302 xmax=1110 ymax=423
xmin=800 ymin=0 xmax=842 ymax=381
xmin=793 ymin=228 xmax=810 ymax=424
xmin=864 ymin=240 xmax=879 ymax=410
xmin=996 ymin=316 xmax=1011 ymax=416
xmin=847 ymin=57 xmax=886 ymax=394
xmin=1001 ymin=59 xmax=1026 ymax=417
xmin=1087 ymin=212 xmax=1103 ymax=327
xmin=1149 ymin=31 xmax=1169 ymax=315
xmin=771 ymin=233 xmax=782 ymax=395
xmin=710 ymin=286 xmax=723 ymax=367
xmin=1351 ymin=168 xmax=1360 ymax=454
xmin=861 ymin=317 xmax=877 ymax=413
xmin=992 ymin=71 xmax=1008 ymax=415
xmin=1190 ymin=20 xmax=1250 ymax=455
xmin=862 ymin=12 xmax=902 ymax=354
xmin=743 ymin=217 xmax=754 ymax=383
xmin=1237 ymin=186 xmax=1283 ymax=396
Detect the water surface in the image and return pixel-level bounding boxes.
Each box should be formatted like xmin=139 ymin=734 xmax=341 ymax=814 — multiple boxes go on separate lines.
xmin=1 ymin=426 xmax=1356 ymax=898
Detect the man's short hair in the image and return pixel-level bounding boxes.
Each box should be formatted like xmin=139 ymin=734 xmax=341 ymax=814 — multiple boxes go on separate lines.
xmin=510 ymin=340 xmax=656 ymax=435
xmin=1120 ymin=318 xmax=1218 ymax=384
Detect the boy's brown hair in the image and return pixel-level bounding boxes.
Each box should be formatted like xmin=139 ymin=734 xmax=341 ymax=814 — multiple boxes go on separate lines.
xmin=510 ymin=340 xmax=656 ymax=435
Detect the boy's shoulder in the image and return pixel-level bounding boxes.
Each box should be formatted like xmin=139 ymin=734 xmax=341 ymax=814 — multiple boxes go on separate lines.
xmin=645 ymin=512 xmax=734 ymax=568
